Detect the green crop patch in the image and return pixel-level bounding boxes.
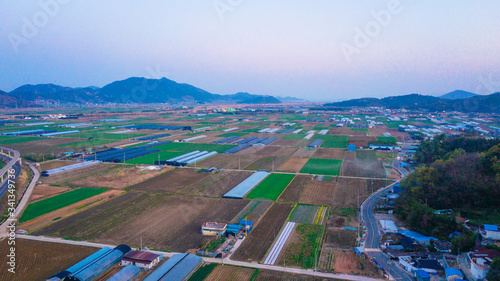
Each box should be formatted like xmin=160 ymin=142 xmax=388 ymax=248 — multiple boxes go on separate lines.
xmin=246 ymin=173 xmax=295 ymax=201
xmin=281 ymin=134 xmax=305 ymax=140
xmin=289 ymin=204 xmax=321 ymax=224
xmin=351 ymin=128 xmax=368 ymax=132
xmin=313 ymin=135 xmax=349 ymax=148
xmin=375 ymin=136 xmax=398 ymax=145
xmin=20 ymin=188 xmax=107 ymax=223
xmin=216 ymin=132 xmax=249 ymax=138
xmin=0 ymin=136 xmax=45 ymax=144
xmin=300 ymin=158 xmax=342 ymax=176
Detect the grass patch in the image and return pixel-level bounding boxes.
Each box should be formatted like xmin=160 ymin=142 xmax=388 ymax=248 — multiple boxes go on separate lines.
xmin=126 ymin=151 xmax=186 ymax=165
xmin=300 ymin=158 xmax=342 ymax=176
xmin=289 ymin=204 xmax=321 ymax=224
xmin=313 ymin=135 xmax=349 ymax=149
xmin=376 ymin=136 xmax=398 ymax=144
xmin=281 ymin=134 xmax=305 ymax=140
xmin=351 ymin=128 xmax=368 ymax=132
xmin=20 ymin=188 xmax=107 ymax=223
xmin=246 ymin=173 xmax=295 ymax=201
xmin=0 ymin=136 xmax=45 ymax=144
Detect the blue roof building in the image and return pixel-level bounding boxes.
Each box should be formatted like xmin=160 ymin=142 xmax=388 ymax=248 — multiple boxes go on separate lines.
xmin=445 ymin=268 xmax=464 ymax=281
xmin=415 ymin=270 xmax=431 ymax=281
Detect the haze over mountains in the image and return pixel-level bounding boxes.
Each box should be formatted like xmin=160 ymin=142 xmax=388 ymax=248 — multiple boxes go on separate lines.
xmin=1 ymin=77 xmax=499 ymax=113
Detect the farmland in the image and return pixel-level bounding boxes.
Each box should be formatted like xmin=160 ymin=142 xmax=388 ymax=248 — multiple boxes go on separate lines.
xmin=277 ymin=224 xmax=324 ymax=269
xmin=20 ymin=188 xmax=107 ymax=223
xmin=231 ymin=203 xmax=293 ymax=262
xmin=0 ymin=239 xmax=99 ymax=281
xmin=204 ymin=265 xmax=256 ymax=281
xmin=288 ymin=204 xmax=321 ymax=224
xmin=231 ymin=199 xmax=273 ymax=223
xmin=313 ymin=135 xmax=349 ymax=149
xmin=277 ymin=157 xmax=308 ymax=172
xmin=187 ymin=263 xmax=218 ymax=281
xmin=246 ymin=173 xmax=295 ymax=201
xmin=318 ymin=249 xmax=381 ymax=277
xmin=300 ymin=158 xmax=342 ymax=176
xmin=312 ymin=148 xmax=344 ymax=160
xmin=355 ymin=150 xmax=378 ymax=161
xmin=277 ymin=175 xmax=310 ymax=203
xmin=244 ymin=156 xmax=290 ymax=171
xmin=341 ymin=160 xmax=386 ymax=178
xmin=128 ymin=168 xmax=211 ymax=193
xmin=323 ymin=228 xmax=358 ymax=249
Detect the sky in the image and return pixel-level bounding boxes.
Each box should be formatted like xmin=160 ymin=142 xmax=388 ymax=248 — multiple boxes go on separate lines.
xmin=1 ymin=1 xmax=500 ymax=101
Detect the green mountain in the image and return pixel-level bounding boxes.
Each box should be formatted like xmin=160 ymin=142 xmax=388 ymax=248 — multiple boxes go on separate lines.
xmin=440 ymin=90 xmax=478 ymax=100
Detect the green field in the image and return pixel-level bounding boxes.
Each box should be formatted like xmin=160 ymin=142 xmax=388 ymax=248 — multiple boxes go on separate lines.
xmin=0 ymin=136 xmax=45 ymax=144
xmin=246 ymin=173 xmax=295 ymax=201
xmin=300 ymin=158 xmax=342 ymax=176
xmin=279 ymin=224 xmax=325 ymax=269
xmin=126 ymin=151 xmax=186 ymax=165
xmin=351 ymin=128 xmax=368 ymax=132
xmin=289 ymin=204 xmax=321 ymax=224
xmin=376 ymin=136 xmax=398 ymax=144
xmin=216 ymin=132 xmax=249 ymax=138
xmin=59 ymin=139 xmax=115 ymax=148
xmin=313 ymin=135 xmax=349 ymax=149
xmin=187 ymin=263 xmax=218 ymax=281
xmin=355 ymin=150 xmax=378 ymax=161
xmin=20 ymin=188 xmax=107 ymax=223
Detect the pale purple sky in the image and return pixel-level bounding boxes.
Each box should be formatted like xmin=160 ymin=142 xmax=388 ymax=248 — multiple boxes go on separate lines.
xmin=1 ymin=1 xmax=499 ymax=101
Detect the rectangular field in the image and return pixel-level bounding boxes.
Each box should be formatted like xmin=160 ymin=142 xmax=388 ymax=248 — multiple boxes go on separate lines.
xmin=300 ymin=158 xmax=342 ymax=176
xmin=20 ymin=188 xmax=107 ymax=223
xmin=288 ymin=204 xmax=321 ymax=224
xmin=341 ymin=160 xmax=386 ymax=178
xmin=313 ymin=135 xmax=349 ymax=149
xmin=299 ymin=181 xmax=337 ymax=206
xmin=277 ymin=224 xmax=324 ymax=269
xmin=277 ymin=157 xmax=308 ymax=172
xmin=204 ymin=265 xmax=256 ymax=281
xmin=312 ymin=148 xmax=344 ymax=160
xmin=277 ymin=175 xmax=311 ymax=203
xmin=246 ymin=173 xmax=295 ymax=201
xmin=231 ymin=203 xmax=293 ymax=262
xmin=128 ymin=168 xmax=210 ymax=193
xmin=244 ymin=156 xmax=290 ymax=171
xmin=355 ymin=149 xmax=378 ymax=161
xmin=231 ymin=199 xmax=273 ymax=223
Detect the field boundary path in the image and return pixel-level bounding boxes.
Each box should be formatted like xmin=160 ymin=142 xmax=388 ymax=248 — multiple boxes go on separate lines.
xmin=360 ymin=142 xmax=414 ymax=281
xmin=17 ymin=234 xmax=385 ymax=281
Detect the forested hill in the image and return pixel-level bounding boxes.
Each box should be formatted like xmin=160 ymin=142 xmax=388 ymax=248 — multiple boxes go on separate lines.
xmin=395 ymin=135 xmax=500 ymax=242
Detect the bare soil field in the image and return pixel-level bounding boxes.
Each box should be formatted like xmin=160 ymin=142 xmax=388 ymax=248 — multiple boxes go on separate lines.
xmin=344 ymin=151 xmax=355 ymax=160
xmin=349 ymin=130 xmax=367 ymax=136
xmin=231 ymin=203 xmax=293 ymax=262
xmin=204 ymin=265 xmax=255 ymax=281
xmin=299 ymin=181 xmax=337 ymax=206
xmin=367 ymin=127 xmax=388 ymax=137
xmin=20 ymin=189 xmax=125 ymax=233
xmin=255 ymin=269 xmax=342 ymax=281
xmin=0 ymin=239 xmax=98 ymax=281
xmin=28 ymin=184 xmax=70 ymax=203
xmin=72 ymin=165 xmax=172 ymax=189
xmin=318 ymin=249 xmax=381 ymax=277
xmin=197 ymin=153 xmax=261 ymax=169
xmin=9 ymin=140 xmax=75 ymax=155
xmin=331 ymin=177 xmax=369 ymax=208
xmin=291 ymin=148 xmax=316 ymax=158
xmin=234 ymin=145 xmax=264 ymax=156
xmin=244 ymin=156 xmax=290 ymax=171
xmin=41 ymin=163 xmax=118 ymax=186
xmin=39 ymin=160 xmax=78 ymax=171
xmin=254 ymin=145 xmax=281 ymax=155
xmin=277 ymin=175 xmax=311 ymax=203
xmin=312 ymin=148 xmax=344 ymax=160
xmin=323 ymin=228 xmax=358 ymax=249
xmin=277 ymin=157 xmax=308 ymax=172
xmin=162 ymin=198 xmax=249 ymax=252
xmin=182 ymin=170 xmax=253 ymax=197
xmin=272 ymin=139 xmax=302 ymax=146
xmin=128 ymin=168 xmax=210 ymax=193
xmin=341 ymin=160 xmax=386 ymax=178
xmin=330 ymin=127 xmax=351 ymax=135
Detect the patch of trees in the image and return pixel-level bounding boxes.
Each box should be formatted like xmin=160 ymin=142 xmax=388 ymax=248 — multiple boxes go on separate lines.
xmin=395 ymin=138 xmax=500 ymax=241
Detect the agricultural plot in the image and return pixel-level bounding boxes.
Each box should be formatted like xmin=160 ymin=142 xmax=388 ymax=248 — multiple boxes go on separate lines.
xmin=28 ymin=185 xmax=70 ymax=203
xmin=126 ymin=150 xmax=185 ymax=165
xmin=41 ymin=163 xmax=117 ymax=186
xmin=39 ymin=160 xmax=78 ymax=171
xmin=348 ymin=136 xmax=376 ymax=148
xmin=291 ymin=147 xmax=316 ymax=158
xmin=276 ymin=224 xmax=324 ymax=269
xmin=244 ymin=156 xmax=290 ymax=171
xmin=0 ymin=239 xmax=98 ymax=281
xmin=187 ymin=263 xmax=218 ymax=281
xmin=344 ymin=151 xmax=355 ymax=160
xmin=196 ymin=154 xmax=262 ymax=170
xmin=216 ymin=132 xmax=249 ymax=138
xmin=128 ymin=168 xmax=210 ymax=193
xmin=204 ymin=265 xmax=256 ymax=281
xmin=277 ymin=175 xmax=311 ymax=203
xmin=246 ymin=173 xmax=295 ymax=201
xmin=355 ymin=149 xmax=378 ymax=161
xmin=288 ymin=204 xmax=321 ymax=224
xmin=255 ymin=269 xmax=341 ymax=281
xmin=341 ymin=160 xmax=386 ymax=178
xmin=231 ymin=203 xmax=293 ymax=262
xmin=317 ymin=135 xmax=349 ymax=149
xmin=375 ymin=136 xmax=398 ymax=144
xmin=318 ymin=249 xmax=381 ymax=277
xmin=330 ymin=127 xmax=351 ymax=135
xmin=277 ymin=157 xmax=308 ymax=173
xmin=299 ymin=181 xmax=337 ymax=206
xmin=20 ymin=188 xmax=107 ymax=223
xmin=231 ymin=199 xmax=273 ymax=223
xmin=272 ymin=138 xmax=303 ymax=146
xmin=300 ymin=158 xmax=342 ymax=176
xmin=312 ymin=148 xmax=344 ymax=160
xmin=323 ymin=228 xmax=358 ymax=249
xmin=185 ymin=170 xmax=254 ymax=197
xmin=255 ymin=146 xmax=298 ymax=157
xmin=281 ymin=134 xmax=306 ymax=140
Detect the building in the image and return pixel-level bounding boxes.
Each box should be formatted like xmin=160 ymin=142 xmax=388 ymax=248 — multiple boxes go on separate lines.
xmin=415 ymin=270 xmax=431 ymax=281
xmin=482 ymin=224 xmax=500 ymax=240
xmin=201 ymin=222 xmax=227 ymax=236
xmin=121 ymin=251 xmax=161 ymax=270
xmin=444 ymin=268 xmax=464 ymax=281
xmin=468 ymin=247 xmax=500 ymax=280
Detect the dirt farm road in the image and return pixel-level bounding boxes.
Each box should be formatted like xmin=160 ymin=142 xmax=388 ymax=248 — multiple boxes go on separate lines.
xmin=17 ymin=234 xmax=385 ymax=281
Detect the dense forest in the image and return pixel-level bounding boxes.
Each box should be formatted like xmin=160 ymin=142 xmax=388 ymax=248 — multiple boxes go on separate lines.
xmin=395 ymin=135 xmax=500 ymax=241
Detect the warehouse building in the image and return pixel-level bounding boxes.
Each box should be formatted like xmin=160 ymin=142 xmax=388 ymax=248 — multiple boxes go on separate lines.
xmin=144 ymin=253 xmax=202 ymax=281
xmin=121 ymin=251 xmax=162 ymax=269
xmin=201 ymin=222 xmax=227 ymax=236
xmin=224 ymin=171 xmax=270 ymax=199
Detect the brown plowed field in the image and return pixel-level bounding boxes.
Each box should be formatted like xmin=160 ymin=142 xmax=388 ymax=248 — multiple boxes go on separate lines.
xmin=272 ymin=139 xmax=302 ymax=146
xmin=277 ymin=157 xmax=308 ymax=172
xmin=348 ymin=136 xmax=376 ymax=148
xmin=330 ymin=127 xmax=351 ymax=135
xmin=234 ymin=146 xmax=264 ymax=156
xmin=205 ymin=265 xmax=255 ymax=281
xmin=344 ymin=151 xmax=355 ymax=160
xmin=312 ymin=148 xmax=344 ymax=159
xmin=244 ymin=156 xmax=290 ymax=171
xmin=0 ymin=239 xmax=99 ymax=281
xmin=39 ymin=160 xmax=78 ymax=171
xmin=277 ymin=175 xmax=311 ymax=203
xmin=197 ymin=154 xmax=261 ymax=169
xmin=255 ymin=146 xmax=298 ymax=157
xmin=299 ymin=181 xmax=337 ymax=206
xmin=323 ymin=228 xmax=358 ymax=249
xmin=42 ymin=163 xmax=118 ymax=185
xmin=128 ymin=168 xmax=210 ymax=193
xmin=255 ymin=269 xmax=342 ymax=281
xmin=183 ymin=170 xmax=253 ymax=197
xmin=318 ymin=249 xmax=381 ymax=277
xmin=341 ymin=160 xmax=386 ymax=178
xmin=291 ymin=148 xmax=316 ymax=158
xmin=331 ymin=177 xmax=369 ymax=208
xmin=349 ymin=130 xmax=366 ymax=136
xmin=231 ymin=203 xmax=293 ymax=262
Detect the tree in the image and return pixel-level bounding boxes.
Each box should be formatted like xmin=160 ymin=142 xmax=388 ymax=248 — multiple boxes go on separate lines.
xmin=486 ymin=257 xmax=500 ymax=281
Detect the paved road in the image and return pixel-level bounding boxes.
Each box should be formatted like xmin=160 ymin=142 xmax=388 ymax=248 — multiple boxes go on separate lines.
xmin=0 ymin=162 xmax=40 ymax=238
xmin=0 ymin=147 xmax=21 ymax=183
xmin=18 ymin=234 xmax=385 ymax=281
xmin=360 ymin=143 xmax=414 ymax=281
xmin=0 ymin=156 xmax=21 ymax=198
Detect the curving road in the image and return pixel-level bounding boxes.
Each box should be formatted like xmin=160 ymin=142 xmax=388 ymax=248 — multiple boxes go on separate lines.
xmin=360 ymin=143 xmax=414 ymax=281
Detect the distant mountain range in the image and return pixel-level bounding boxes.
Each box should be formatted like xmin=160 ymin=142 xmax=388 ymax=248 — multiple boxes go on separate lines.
xmin=1 ymin=77 xmax=281 ymax=107
xmin=277 ymin=96 xmax=308 ymax=103
xmin=323 ymin=91 xmax=500 ymax=113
